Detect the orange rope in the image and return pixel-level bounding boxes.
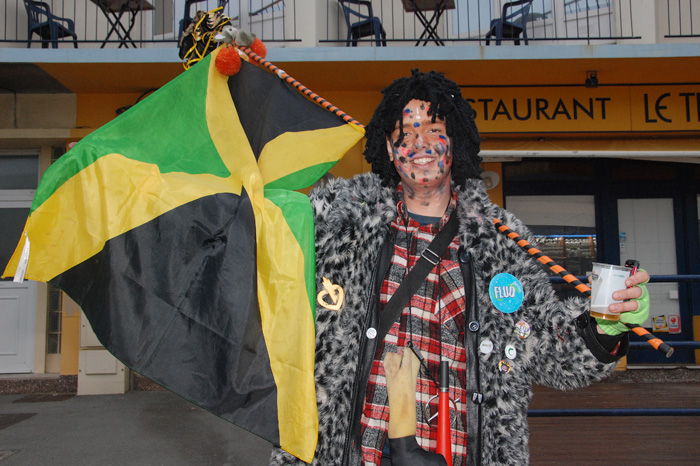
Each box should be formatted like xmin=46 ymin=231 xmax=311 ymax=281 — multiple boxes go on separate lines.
xmin=239 ymin=47 xmax=364 ymax=128
xmin=493 ymin=217 xmax=674 ymax=357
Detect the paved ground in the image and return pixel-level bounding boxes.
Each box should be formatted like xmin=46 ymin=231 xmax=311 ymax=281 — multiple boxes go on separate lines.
xmin=0 ymin=391 xmax=272 ymax=466
xmin=1 ymin=375 xmax=699 ymax=465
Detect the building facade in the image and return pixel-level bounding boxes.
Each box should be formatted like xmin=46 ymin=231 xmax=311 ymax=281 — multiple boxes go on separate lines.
xmin=1 ymin=0 xmax=699 ymax=392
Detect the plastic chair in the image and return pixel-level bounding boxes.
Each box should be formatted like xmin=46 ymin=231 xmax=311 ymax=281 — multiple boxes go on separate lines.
xmin=485 ymin=0 xmax=533 ymax=45
xmin=179 ymin=0 xmax=229 ymax=41
xmin=24 ymin=0 xmax=78 ymax=49
xmin=338 ymin=0 xmax=386 ymax=47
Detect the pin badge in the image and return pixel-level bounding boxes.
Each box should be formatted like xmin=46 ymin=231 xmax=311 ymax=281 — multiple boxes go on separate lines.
xmin=488 ymin=273 xmax=524 ymax=314
xmin=317 ymin=277 xmax=344 ymax=310
xmin=498 ymin=360 xmax=512 ymax=373
xmin=505 ymin=344 xmax=517 ymax=360
xmin=366 ymin=327 xmax=377 ymax=340
xmin=515 ymin=320 xmax=531 ymax=339
xmin=479 ymin=339 xmax=494 ymax=355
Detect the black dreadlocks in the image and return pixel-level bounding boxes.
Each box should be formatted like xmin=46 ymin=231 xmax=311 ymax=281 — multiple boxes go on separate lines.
xmin=363 ymin=69 xmax=482 ymax=188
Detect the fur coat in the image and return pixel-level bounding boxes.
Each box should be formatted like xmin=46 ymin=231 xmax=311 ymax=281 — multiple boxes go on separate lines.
xmin=270 ymin=173 xmax=622 ymax=465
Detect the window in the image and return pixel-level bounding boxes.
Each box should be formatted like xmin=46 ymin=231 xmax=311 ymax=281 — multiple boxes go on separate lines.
xmin=453 ymin=0 xmax=497 ymax=35
xmin=153 ymin=0 xmax=174 ymax=36
xmin=0 ymin=156 xmax=38 ymax=190
xmin=505 ymin=195 xmax=597 ymax=299
xmin=47 ymin=285 xmax=62 ymax=354
xmin=528 ymin=0 xmax=553 ymax=21
xmin=250 ymin=0 xmax=284 ymax=16
xmin=46 ymin=149 xmax=65 ymax=355
xmin=564 ymin=0 xmax=610 ymax=15
xmin=452 ymin=0 xmax=552 ymax=36
xmin=0 ymin=156 xmax=38 ymax=283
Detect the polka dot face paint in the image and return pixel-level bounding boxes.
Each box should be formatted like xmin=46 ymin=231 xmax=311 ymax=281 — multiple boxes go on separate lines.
xmin=387 ymin=99 xmax=452 ymax=194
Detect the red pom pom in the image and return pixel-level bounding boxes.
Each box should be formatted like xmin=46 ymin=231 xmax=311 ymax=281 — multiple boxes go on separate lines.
xmin=250 ymin=37 xmax=267 ymax=59
xmin=215 ymin=47 xmax=241 ymax=76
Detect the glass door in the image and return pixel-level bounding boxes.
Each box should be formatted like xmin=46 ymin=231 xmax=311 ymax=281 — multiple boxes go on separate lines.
xmin=618 ymin=197 xmax=693 ymax=364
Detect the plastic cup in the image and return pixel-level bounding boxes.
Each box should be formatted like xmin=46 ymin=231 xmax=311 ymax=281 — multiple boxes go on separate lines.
xmin=589 ymin=262 xmax=632 ymax=322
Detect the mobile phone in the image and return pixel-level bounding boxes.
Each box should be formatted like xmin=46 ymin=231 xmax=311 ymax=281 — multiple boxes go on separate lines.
xmin=624 ymin=259 xmax=639 ymax=275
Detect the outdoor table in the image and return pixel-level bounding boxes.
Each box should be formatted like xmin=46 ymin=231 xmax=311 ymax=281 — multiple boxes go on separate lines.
xmin=402 ymin=0 xmax=456 ymax=46
xmin=91 ymin=0 xmax=155 ymax=48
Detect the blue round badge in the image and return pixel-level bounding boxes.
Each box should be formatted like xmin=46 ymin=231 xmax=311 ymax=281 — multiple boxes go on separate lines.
xmin=488 ymin=273 xmax=524 ymax=314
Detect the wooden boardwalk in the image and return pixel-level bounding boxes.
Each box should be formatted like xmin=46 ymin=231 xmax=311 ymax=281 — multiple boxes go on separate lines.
xmin=529 ymin=382 xmax=700 ymax=465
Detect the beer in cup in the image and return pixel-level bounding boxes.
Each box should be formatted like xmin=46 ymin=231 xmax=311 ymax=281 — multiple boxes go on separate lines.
xmin=589 ymin=262 xmax=633 ymax=322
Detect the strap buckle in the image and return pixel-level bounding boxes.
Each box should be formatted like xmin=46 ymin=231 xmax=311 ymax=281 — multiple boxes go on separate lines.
xmin=422 ymin=247 xmax=440 ymax=266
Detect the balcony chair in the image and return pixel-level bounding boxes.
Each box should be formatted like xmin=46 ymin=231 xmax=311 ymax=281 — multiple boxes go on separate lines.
xmin=24 ymin=0 xmax=78 ymax=49
xmin=179 ymin=0 xmax=229 ymax=41
xmin=338 ymin=0 xmax=386 ymax=47
xmin=485 ymin=0 xmax=533 ymax=45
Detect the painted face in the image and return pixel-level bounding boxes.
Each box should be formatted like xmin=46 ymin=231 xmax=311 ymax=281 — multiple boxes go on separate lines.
xmin=386 ymin=99 xmax=452 ymax=193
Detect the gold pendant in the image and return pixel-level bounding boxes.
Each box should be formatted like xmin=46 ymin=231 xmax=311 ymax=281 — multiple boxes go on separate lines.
xmin=317 ymin=277 xmax=344 ymax=311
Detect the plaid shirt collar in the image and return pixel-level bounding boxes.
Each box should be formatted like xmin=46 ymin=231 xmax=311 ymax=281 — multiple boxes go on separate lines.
xmin=395 ymin=183 xmax=458 ymax=231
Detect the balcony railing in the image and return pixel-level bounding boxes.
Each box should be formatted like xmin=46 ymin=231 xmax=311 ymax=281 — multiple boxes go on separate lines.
xmin=665 ymin=0 xmax=700 ymax=37
xmin=323 ymin=0 xmax=643 ymax=46
xmin=2 ymin=0 xmax=295 ymax=48
xmin=2 ymin=0 xmax=699 ymax=50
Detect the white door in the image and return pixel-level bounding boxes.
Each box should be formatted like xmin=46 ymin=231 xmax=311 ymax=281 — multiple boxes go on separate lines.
xmin=0 ymin=189 xmax=36 ymax=373
xmin=0 ymin=280 xmax=37 ymax=373
xmin=617 ymin=198 xmax=680 ymax=332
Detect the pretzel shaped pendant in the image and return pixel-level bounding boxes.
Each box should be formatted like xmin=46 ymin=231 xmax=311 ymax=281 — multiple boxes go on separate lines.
xmin=317 ymin=277 xmax=344 ymax=311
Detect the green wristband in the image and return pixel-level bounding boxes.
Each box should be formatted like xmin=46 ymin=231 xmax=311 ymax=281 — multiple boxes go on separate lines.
xmin=596 ymin=270 xmax=650 ymax=336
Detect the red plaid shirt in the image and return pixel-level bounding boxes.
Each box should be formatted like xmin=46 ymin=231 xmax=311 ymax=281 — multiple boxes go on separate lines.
xmin=360 ymin=187 xmax=468 ymax=466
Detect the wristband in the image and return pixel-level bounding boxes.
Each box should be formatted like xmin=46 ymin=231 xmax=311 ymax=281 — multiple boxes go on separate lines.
xmin=596 ymin=270 xmax=650 ymax=336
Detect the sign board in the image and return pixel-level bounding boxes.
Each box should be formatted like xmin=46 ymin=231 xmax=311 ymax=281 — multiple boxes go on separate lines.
xmin=464 ymin=85 xmax=700 ymax=134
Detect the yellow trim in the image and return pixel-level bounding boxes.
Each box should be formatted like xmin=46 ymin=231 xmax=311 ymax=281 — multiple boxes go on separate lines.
xmin=59 ymin=294 xmax=82 ymax=375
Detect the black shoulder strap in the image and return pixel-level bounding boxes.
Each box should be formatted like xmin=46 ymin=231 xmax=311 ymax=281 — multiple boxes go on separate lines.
xmin=376 ymin=213 xmax=459 ymax=344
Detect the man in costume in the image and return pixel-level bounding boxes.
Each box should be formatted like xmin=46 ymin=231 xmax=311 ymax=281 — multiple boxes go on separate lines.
xmin=270 ymin=70 xmax=649 ymax=465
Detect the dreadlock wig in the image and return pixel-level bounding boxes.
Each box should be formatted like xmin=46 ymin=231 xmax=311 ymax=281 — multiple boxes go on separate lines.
xmin=364 ymin=69 xmax=482 ymax=188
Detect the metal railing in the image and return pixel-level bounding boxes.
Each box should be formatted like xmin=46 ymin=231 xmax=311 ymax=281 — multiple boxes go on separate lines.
xmin=1 ymin=0 xmax=296 ymax=48
xmin=3 ymin=0 xmax=700 ymax=49
xmin=665 ymin=0 xmax=700 ymax=38
xmin=550 ymin=273 xmax=700 ymax=355
xmin=322 ymin=0 xmax=642 ymax=46
xmin=529 ymin=408 xmax=700 ymax=416
xmin=536 ymin=272 xmax=700 ymax=418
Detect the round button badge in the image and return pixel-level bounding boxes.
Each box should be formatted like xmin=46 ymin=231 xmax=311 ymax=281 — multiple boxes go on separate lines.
xmin=366 ymin=327 xmax=377 ymax=340
xmin=498 ymin=360 xmax=512 ymax=373
xmin=515 ymin=320 xmax=531 ymax=339
xmin=505 ymin=344 xmax=517 ymax=360
xmin=488 ymin=273 xmax=524 ymax=314
xmin=479 ymin=339 xmax=494 ymax=355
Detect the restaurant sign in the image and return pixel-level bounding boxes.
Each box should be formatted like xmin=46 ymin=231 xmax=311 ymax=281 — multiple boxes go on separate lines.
xmin=464 ymin=85 xmax=700 ymax=133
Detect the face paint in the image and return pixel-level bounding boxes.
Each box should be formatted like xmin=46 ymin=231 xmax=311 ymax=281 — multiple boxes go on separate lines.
xmin=387 ymin=99 xmax=453 ymax=193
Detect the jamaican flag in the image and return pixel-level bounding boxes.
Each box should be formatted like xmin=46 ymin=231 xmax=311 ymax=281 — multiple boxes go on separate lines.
xmin=3 ymin=49 xmax=364 ymax=462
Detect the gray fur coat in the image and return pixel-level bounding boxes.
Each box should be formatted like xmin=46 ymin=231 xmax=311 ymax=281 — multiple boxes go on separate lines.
xmin=270 ymin=173 xmax=618 ymax=465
